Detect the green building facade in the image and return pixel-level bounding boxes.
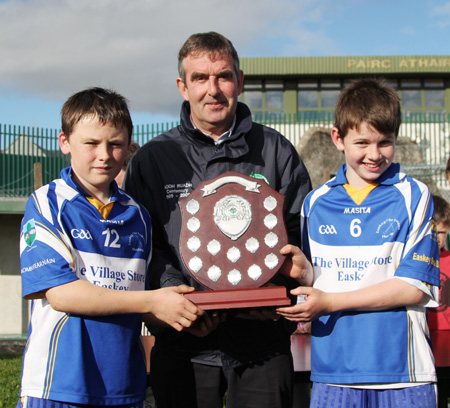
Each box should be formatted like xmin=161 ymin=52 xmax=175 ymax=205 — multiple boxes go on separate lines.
xmin=239 ymin=55 xmax=450 ymax=121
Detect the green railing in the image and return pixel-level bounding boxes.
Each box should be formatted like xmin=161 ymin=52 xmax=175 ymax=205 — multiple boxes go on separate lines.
xmin=0 ymin=125 xmax=69 ymax=197
xmin=1 ymin=112 xmax=449 ymax=198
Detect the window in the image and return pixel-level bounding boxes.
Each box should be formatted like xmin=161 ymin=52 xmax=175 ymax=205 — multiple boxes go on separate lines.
xmin=245 ymin=91 xmax=262 ymax=109
xmin=321 ymin=90 xmax=340 ymax=108
xmin=424 ymin=79 xmax=445 ymax=108
xmin=266 ymin=91 xmax=284 ymax=109
xmin=425 ymin=90 xmax=445 ymax=107
xmin=402 ymin=90 xmax=422 ymax=108
xmin=399 ymin=78 xmax=445 ymax=111
xmin=298 ymin=90 xmax=318 ymax=108
xmin=298 ymin=79 xmax=342 ymax=116
xmin=242 ymin=80 xmax=284 ymax=121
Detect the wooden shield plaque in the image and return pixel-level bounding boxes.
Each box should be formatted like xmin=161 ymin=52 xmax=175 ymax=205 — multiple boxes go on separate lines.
xmin=179 ymin=171 xmax=291 ymax=310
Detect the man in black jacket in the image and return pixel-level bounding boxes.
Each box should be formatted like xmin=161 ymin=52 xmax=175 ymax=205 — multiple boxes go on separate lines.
xmin=125 ymin=32 xmax=312 ymax=408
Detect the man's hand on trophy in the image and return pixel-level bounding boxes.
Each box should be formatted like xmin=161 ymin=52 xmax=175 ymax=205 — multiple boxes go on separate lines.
xmin=234 ymin=308 xmax=280 ymax=321
xmin=278 ymin=245 xmax=314 ymax=287
xmin=234 ymin=283 xmax=280 ymax=321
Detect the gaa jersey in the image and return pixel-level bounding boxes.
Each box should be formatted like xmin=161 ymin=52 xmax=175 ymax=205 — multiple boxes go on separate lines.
xmin=302 ymin=163 xmax=440 ymax=385
xmin=19 ymin=167 xmax=152 ymax=405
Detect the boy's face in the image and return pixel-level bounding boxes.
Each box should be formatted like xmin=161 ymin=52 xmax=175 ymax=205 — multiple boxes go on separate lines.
xmin=436 ymin=222 xmax=450 ymax=252
xmin=59 ymin=117 xmax=130 ymax=201
xmin=331 ymin=122 xmax=395 ymax=189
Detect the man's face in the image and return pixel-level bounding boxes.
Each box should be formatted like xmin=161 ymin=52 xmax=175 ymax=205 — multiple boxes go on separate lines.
xmin=176 ymin=53 xmax=244 ymax=140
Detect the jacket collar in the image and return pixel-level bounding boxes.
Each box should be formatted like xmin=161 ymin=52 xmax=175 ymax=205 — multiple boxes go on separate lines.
xmin=179 ymin=101 xmax=253 ymax=144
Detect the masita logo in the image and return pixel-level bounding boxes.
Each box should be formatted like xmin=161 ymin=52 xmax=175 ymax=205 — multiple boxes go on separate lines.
xmin=319 ymin=225 xmax=337 ymax=234
xmin=343 ymin=207 xmax=371 ymax=214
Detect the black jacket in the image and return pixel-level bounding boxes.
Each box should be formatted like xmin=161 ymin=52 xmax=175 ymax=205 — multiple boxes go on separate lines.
xmin=125 ymin=101 xmax=312 ymax=369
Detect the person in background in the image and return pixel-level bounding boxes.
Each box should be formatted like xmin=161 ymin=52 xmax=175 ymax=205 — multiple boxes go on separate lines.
xmin=428 ymin=194 xmax=450 ymax=331
xmin=445 ymin=158 xmax=450 ymax=250
xmin=277 ymin=78 xmax=440 ymax=407
xmin=115 ymin=141 xmax=140 ymax=187
xmin=124 ymin=32 xmax=312 ymax=408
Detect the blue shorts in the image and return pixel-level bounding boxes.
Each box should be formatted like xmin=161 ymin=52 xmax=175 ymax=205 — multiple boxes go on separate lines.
xmin=16 ymin=397 xmax=143 ymax=408
xmin=310 ymin=382 xmax=437 ymax=408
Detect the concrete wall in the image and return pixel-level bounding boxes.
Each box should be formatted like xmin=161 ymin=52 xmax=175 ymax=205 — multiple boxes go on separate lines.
xmin=0 ymin=214 xmax=22 ymax=276
xmin=0 ymin=214 xmax=27 ymax=335
xmin=0 ymin=275 xmax=27 ymax=335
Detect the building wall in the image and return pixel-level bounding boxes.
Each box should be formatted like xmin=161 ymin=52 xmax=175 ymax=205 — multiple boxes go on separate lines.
xmin=0 ymin=275 xmax=27 ymax=335
xmin=0 ymin=214 xmax=27 ymax=335
xmin=0 ymin=214 xmax=22 ymax=276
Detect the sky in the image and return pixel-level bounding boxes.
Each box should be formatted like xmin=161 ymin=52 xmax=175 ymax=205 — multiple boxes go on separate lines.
xmin=0 ymin=0 xmax=449 ymax=130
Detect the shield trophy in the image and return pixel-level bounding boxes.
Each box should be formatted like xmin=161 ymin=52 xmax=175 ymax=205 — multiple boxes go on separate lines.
xmin=179 ymin=171 xmax=291 ymax=310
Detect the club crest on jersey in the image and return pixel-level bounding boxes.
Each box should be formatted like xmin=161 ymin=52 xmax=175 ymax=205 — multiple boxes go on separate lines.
xmin=376 ymin=218 xmax=401 ymax=239
xmin=23 ymin=219 xmax=37 ymax=247
xmin=128 ymin=232 xmax=146 ymax=252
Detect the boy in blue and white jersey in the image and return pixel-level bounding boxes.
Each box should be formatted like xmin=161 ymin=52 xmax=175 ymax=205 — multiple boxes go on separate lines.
xmin=17 ymin=88 xmax=205 ymax=408
xmin=277 ymin=78 xmax=440 ymax=407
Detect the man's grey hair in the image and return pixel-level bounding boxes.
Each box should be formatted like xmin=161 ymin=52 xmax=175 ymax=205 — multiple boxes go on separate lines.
xmin=178 ymin=32 xmax=241 ymax=83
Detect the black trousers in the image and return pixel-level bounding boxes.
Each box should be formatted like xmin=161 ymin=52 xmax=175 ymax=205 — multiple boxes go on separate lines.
xmin=149 ymin=348 xmax=294 ymax=408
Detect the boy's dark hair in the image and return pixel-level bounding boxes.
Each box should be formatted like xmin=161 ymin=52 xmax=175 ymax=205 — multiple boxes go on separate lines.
xmin=61 ymin=87 xmax=133 ymax=140
xmin=334 ymin=78 xmax=401 ymax=138
xmin=433 ymin=195 xmax=450 ymax=226
xmin=178 ymin=32 xmax=240 ymax=83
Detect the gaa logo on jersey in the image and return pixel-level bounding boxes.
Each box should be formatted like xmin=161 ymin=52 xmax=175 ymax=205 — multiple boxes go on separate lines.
xmin=71 ymin=229 xmax=93 ymax=240
xmin=319 ymin=225 xmax=337 ymax=234
xmin=22 ymin=219 xmax=37 ymax=247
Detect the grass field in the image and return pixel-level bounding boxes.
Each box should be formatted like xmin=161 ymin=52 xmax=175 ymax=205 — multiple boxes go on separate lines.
xmin=0 ymin=353 xmax=22 ymax=408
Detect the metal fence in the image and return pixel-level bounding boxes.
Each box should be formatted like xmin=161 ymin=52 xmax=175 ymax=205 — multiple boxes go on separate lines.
xmin=1 ymin=112 xmax=449 ymax=198
xmin=1 ymin=125 xmax=69 ymax=197
xmin=263 ymin=111 xmax=450 ymax=191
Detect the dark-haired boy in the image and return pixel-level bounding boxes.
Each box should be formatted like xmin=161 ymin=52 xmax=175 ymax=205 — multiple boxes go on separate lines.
xmin=17 ymin=88 xmax=203 ymax=408
xmin=278 ymin=78 xmax=440 ymax=407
